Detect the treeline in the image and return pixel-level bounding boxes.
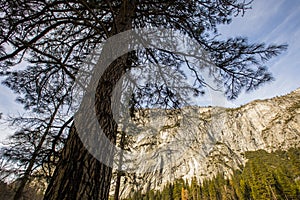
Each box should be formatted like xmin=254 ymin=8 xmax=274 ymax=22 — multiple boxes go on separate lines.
xmin=124 ymin=147 xmax=300 ymax=200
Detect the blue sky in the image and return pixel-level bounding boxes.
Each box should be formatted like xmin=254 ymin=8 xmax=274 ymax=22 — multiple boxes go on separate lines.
xmin=216 ymin=0 xmax=300 ymax=107
xmin=1 ymin=0 xmax=300 ymax=142
xmin=192 ymin=0 xmax=300 ymax=107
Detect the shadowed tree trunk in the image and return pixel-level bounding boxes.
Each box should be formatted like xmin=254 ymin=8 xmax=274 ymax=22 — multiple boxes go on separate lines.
xmin=114 ymin=130 xmax=126 ymax=200
xmin=43 ymin=1 xmax=136 ymax=199
xmin=44 ymin=57 xmax=131 ymax=200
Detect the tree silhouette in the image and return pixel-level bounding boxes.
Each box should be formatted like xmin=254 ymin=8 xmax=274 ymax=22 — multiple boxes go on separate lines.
xmin=0 ymin=0 xmax=287 ymax=199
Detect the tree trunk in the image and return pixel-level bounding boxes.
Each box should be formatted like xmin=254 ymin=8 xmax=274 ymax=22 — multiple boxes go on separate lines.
xmin=114 ymin=130 xmax=126 ymax=200
xmin=44 ymin=125 xmax=112 ymax=200
xmin=43 ymin=1 xmax=136 ymax=199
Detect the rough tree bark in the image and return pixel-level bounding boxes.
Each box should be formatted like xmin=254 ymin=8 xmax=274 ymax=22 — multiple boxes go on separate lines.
xmin=43 ymin=1 xmax=136 ymax=199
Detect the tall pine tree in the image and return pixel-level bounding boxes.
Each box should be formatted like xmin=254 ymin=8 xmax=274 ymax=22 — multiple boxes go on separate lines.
xmin=0 ymin=0 xmax=287 ymax=199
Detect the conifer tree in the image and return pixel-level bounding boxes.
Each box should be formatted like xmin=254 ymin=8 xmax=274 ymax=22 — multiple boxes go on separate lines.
xmin=0 ymin=0 xmax=287 ymax=199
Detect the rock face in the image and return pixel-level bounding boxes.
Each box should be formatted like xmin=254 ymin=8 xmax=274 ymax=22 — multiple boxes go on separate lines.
xmin=111 ymin=88 xmax=300 ymax=198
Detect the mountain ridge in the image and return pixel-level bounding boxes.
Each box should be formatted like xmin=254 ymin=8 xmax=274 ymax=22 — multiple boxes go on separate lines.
xmin=111 ymin=87 xmax=300 ymax=198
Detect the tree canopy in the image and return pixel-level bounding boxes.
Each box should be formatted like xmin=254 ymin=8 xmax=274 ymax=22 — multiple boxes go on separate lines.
xmin=0 ymin=0 xmax=287 ymax=199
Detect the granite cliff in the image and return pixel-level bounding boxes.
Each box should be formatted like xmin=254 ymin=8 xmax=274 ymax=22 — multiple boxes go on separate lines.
xmin=111 ymin=88 xmax=300 ymax=197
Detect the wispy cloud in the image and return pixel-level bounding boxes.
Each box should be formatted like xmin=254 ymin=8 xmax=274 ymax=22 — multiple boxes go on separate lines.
xmin=218 ymin=0 xmax=285 ymax=40
xmin=0 ymin=0 xmax=299 ymax=145
xmin=215 ymin=0 xmax=300 ymax=106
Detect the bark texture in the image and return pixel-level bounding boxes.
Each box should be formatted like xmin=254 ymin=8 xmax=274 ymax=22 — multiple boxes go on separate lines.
xmin=43 ymin=1 xmax=136 ymax=199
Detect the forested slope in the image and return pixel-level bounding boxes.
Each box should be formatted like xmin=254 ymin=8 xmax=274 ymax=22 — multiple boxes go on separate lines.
xmin=125 ymin=147 xmax=300 ymax=200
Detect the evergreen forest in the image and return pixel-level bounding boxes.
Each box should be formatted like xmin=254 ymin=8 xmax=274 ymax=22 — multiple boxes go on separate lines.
xmin=123 ymin=148 xmax=300 ymax=200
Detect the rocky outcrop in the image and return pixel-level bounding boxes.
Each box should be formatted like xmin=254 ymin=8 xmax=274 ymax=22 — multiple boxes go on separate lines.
xmin=111 ymin=88 xmax=300 ymax=197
